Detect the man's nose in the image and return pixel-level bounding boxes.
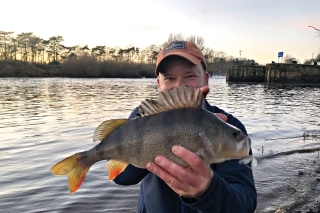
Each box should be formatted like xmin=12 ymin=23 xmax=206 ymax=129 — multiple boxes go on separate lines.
xmin=175 ymin=78 xmax=183 ymax=87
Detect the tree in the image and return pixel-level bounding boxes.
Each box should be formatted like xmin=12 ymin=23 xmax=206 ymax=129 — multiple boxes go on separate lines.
xmin=17 ymin=32 xmax=33 ymax=62
xmin=8 ymin=38 xmax=18 ymax=61
xmin=308 ymin=25 xmax=320 ymax=37
xmin=202 ymin=47 xmax=214 ymax=63
xmin=29 ymin=36 xmax=41 ymax=63
xmin=38 ymin=40 xmax=49 ymax=64
xmin=108 ymin=48 xmax=116 ymax=60
xmin=91 ymin=45 xmax=106 ymax=61
xmin=161 ymin=33 xmax=185 ymax=47
xmin=0 ymin=31 xmax=14 ymax=60
xmin=284 ymin=54 xmax=300 ymax=63
xmin=47 ymin=36 xmax=64 ymax=63
xmin=308 ymin=25 xmax=320 ymax=52
xmin=80 ymin=45 xmax=90 ymax=56
xmin=122 ymin=46 xmax=135 ymax=62
xmin=144 ymin=44 xmax=160 ymax=64
xmin=187 ymin=35 xmax=205 ymax=51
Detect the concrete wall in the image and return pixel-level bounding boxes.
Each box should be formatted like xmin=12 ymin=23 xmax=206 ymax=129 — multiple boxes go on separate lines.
xmin=227 ymin=63 xmax=320 ymax=84
xmin=226 ymin=65 xmax=266 ymax=82
xmin=265 ymin=63 xmax=320 ymax=84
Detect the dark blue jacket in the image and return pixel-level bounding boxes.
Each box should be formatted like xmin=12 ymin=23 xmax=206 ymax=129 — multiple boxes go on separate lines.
xmin=114 ymin=100 xmax=257 ymax=213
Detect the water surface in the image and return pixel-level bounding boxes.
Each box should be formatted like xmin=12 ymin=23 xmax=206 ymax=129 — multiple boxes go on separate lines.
xmin=1 ymin=77 xmax=319 ymax=213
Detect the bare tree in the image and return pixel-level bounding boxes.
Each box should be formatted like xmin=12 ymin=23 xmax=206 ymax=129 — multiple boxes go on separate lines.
xmin=187 ymin=35 xmax=205 ymax=51
xmin=161 ymin=33 xmax=185 ymax=47
xmin=284 ymin=54 xmax=300 ymax=63
xmin=309 ymin=25 xmax=320 ymax=50
xmin=202 ymin=47 xmax=214 ymax=63
xmin=308 ymin=26 xmax=320 ymax=32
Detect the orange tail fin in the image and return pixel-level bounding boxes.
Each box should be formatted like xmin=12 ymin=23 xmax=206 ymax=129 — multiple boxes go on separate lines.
xmin=50 ymin=153 xmax=90 ymax=194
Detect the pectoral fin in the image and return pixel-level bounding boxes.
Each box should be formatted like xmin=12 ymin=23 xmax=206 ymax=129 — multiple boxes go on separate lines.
xmin=106 ymin=159 xmax=129 ymax=181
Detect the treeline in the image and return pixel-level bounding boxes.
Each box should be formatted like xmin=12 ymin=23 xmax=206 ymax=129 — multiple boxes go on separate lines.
xmin=0 ymin=30 xmax=318 ymax=78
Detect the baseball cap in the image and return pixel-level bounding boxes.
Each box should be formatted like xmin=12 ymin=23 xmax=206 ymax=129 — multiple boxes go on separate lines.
xmin=155 ymin=40 xmax=207 ymax=76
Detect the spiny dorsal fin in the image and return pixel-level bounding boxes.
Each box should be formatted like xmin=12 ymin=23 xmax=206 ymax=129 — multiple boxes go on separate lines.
xmin=93 ymin=119 xmax=128 ymax=142
xmin=138 ymin=85 xmax=204 ymax=117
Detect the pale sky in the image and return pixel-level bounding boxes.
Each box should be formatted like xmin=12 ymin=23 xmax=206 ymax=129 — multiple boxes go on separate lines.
xmin=1 ymin=0 xmax=320 ymax=64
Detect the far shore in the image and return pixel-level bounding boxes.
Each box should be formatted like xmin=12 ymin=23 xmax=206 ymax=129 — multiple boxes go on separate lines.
xmin=0 ymin=60 xmax=227 ymax=78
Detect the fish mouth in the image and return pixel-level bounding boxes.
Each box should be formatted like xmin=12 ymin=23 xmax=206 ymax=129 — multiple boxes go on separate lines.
xmin=245 ymin=137 xmax=251 ymax=154
xmin=247 ymin=137 xmax=252 ymax=148
xmin=236 ymin=136 xmax=251 ymax=156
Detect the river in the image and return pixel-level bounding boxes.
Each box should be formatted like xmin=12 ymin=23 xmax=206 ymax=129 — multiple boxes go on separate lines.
xmin=1 ymin=77 xmax=320 ymax=213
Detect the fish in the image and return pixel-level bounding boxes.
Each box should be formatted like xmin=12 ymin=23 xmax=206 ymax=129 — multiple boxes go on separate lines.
xmin=50 ymin=85 xmax=252 ymax=194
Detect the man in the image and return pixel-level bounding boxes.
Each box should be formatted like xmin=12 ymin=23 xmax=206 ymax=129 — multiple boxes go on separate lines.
xmin=114 ymin=40 xmax=257 ymax=212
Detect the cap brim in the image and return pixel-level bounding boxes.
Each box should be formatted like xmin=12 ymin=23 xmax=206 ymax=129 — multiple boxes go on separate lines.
xmin=156 ymin=52 xmax=202 ymax=75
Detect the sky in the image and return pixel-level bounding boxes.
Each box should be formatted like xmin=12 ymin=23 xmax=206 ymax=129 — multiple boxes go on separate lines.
xmin=1 ymin=0 xmax=320 ymax=64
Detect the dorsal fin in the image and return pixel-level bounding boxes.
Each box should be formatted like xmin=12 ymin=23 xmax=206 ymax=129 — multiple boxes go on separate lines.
xmin=93 ymin=119 xmax=128 ymax=142
xmin=137 ymin=85 xmax=204 ymax=117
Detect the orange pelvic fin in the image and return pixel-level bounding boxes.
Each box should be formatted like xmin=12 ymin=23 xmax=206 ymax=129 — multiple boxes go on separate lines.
xmin=106 ymin=159 xmax=129 ymax=181
xmin=50 ymin=153 xmax=90 ymax=194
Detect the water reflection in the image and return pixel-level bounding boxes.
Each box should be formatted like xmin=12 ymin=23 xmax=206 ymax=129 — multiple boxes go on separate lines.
xmin=0 ymin=77 xmax=319 ymax=212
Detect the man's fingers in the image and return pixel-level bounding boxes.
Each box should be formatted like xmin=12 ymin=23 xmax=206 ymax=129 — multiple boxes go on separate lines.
xmin=171 ymin=146 xmax=211 ymax=178
xmin=146 ymin=161 xmax=184 ymax=188
xmin=147 ymin=150 xmax=214 ymax=197
xmin=200 ymin=86 xmax=209 ymax=96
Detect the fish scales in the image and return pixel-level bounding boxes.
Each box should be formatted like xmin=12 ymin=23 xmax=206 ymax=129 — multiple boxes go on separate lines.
xmin=88 ymin=109 xmax=206 ymax=167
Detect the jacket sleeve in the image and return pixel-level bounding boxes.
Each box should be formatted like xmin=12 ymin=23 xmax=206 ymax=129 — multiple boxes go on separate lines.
xmin=181 ymin=101 xmax=257 ymax=212
xmin=181 ymin=160 xmax=257 ymax=212
xmin=113 ymin=107 xmax=150 ymax=185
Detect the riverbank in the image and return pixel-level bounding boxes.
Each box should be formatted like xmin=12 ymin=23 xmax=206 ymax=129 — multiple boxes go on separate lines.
xmin=0 ymin=61 xmax=62 ymax=77
xmin=0 ymin=60 xmax=227 ymax=78
xmin=0 ymin=60 xmax=156 ymax=78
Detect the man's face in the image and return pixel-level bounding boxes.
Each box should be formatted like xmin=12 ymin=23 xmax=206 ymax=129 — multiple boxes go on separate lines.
xmin=157 ymin=59 xmax=209 ymax=92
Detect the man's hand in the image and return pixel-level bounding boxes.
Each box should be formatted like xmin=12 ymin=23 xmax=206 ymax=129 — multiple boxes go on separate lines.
xmin=146 ymin=146 xmax=213 ymax=198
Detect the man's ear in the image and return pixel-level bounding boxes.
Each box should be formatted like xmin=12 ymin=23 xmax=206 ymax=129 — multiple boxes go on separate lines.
xmin=205 ymin=72 xmax=210 ymax=85
xmin=156 ymin=77 xmax=161 ymax=92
